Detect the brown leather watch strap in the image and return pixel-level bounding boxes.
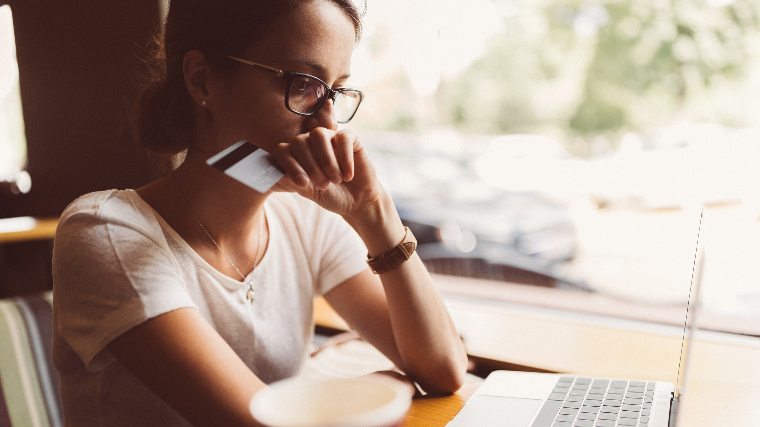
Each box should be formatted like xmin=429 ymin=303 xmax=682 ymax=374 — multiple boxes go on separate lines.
xmin=366 ymin=226 xmax=417 ymax=274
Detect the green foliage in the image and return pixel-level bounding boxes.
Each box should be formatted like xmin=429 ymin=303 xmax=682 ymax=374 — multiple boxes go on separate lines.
xmin=435 ymin=0 xmax=760 ymax=136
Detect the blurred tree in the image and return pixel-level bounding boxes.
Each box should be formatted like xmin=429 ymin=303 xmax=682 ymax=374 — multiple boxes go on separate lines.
xmin=435 ymin=0 xmax=760 ymax=137
xmin=569 ymin=0 xmax=760 ymax=134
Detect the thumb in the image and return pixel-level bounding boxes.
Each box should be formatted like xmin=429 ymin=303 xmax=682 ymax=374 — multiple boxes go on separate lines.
xmin=351 ymin=136 xmax=373 ymax=171
xmin=352 ymin=135 xmax=363 ymax=153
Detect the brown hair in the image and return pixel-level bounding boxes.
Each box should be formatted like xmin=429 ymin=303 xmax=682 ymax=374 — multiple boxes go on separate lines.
xmin=136 ymin=0 xmax=364 ymax=169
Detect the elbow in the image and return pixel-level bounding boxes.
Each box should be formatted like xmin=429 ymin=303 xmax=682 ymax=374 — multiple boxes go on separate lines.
xmin=428 ymin=371 xmax=466 ymax=395
xmin=413 ymin=353 xmax=468 ymax=395
xmin=418 ymin=366 xmax=466 ymax=395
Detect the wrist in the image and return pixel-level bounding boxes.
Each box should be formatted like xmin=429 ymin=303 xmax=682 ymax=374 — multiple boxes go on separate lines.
xmin=343 ymin=194 xmax=405 ymax=255
xmin=366 ymin=226 xmax=417 ymax=274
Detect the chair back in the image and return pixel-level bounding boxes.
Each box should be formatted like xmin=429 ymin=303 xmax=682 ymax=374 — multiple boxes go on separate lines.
xmin=0 ymin=292 xmax=61 ymax=427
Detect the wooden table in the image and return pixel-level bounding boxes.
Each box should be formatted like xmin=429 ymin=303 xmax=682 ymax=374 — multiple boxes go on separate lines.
xmin=0 ymin=217 xmax=59 ymax=297
xmin=0 ymin=217 xmax=58 ymax=243
xmin=314 ymin=276 xmax=760 ymax=427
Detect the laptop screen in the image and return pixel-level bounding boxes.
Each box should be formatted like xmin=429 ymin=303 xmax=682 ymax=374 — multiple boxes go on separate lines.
xmin=673 ymin=207 xmax=705 ymax=399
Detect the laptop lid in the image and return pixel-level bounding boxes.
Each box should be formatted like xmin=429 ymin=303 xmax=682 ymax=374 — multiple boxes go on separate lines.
xmin=670 ymin=207 xmax=705 ymax=425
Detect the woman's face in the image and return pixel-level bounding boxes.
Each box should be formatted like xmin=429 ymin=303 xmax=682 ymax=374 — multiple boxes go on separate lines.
xmin=204 ymin=0 xmax=357 ymax=155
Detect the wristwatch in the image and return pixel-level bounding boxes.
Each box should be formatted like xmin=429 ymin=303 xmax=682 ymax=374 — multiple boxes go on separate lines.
xmin=367 ymin=226 xmax=417 ymax=274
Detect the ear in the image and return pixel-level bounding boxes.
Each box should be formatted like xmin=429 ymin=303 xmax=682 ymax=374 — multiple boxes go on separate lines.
xmin=182 ymin=50 xmax=211 ymax=107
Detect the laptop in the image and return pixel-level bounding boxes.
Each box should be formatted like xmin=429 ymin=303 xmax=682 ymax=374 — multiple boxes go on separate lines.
xmin=448 ymin=210 xmax=705 ymax=427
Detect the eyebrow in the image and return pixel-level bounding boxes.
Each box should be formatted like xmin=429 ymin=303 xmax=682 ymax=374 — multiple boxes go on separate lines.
xmin=284 ymin=59 xmax=351 ymax=81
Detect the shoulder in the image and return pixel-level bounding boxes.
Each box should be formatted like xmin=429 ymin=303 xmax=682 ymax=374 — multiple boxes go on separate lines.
xmin=56 ymin=189 xmax=165 ymax=247
xmin=60 ymin=189 xmax=147 ymax=221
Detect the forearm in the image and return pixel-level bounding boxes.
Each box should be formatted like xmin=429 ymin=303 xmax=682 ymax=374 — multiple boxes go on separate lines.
xmin=344 ymin=196 xmax=468 ymax=393
xmin=377 ymin=254 xmax=468 ymax=393
xmin=109 ymin=308 xmax=265 ymax=427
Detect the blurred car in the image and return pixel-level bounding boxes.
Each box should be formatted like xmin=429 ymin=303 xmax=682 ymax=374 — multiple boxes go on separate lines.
xmin=365 ymin=130 xmax=587 ymax=291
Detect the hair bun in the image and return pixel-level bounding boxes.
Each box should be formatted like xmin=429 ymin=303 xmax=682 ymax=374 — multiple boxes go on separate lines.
xmin=137 ymin=76 xmax=193 ymax=156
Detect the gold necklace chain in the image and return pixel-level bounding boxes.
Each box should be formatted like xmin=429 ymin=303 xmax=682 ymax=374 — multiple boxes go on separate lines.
xmin=171 ymin=171 xmax=265 ymax=303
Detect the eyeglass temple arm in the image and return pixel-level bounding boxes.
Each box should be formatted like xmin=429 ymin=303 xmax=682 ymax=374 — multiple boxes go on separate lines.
xmin=226 ymin=55 xmax=286 ymax=78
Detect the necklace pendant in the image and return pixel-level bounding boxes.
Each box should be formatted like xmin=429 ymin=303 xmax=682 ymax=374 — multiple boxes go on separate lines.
xmin=246 ymin=285 xmax=255 ymax=303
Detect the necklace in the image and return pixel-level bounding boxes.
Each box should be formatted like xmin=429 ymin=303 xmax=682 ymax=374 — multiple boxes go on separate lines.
xmin=171 ymin=171 xmax=265 ymax=303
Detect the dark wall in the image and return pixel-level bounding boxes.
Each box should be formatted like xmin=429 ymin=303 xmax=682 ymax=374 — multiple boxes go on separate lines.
xmin=0 ymin=0 xmax=160 ymax=218
xmin=0 ymin=1 xmax=160 ymax=296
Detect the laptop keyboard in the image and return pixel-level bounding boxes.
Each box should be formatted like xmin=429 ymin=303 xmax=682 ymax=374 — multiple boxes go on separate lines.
xmin=531 ymin=376 xmax=656 ymax=427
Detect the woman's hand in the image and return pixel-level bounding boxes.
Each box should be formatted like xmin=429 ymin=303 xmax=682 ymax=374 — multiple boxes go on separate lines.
xmin=270 ymin=127 xmax=386 ymax=218
xmin=270 ymin=128 xmax=469 ymax=395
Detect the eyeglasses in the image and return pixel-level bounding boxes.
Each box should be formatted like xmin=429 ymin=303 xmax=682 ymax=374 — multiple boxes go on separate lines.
xmin=226 ymin=55 xmax=364 ymax=124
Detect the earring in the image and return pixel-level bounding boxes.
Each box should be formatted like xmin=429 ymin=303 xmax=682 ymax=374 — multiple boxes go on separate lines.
xmin=200 ymin=99 xmax=208 ymax=107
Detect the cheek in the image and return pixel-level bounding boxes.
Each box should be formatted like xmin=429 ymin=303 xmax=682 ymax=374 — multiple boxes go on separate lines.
xmin=216 ymin=87 xmax=302 ymax=150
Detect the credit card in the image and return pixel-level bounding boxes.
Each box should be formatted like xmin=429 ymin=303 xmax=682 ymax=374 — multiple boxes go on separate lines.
xmin=206 ymin=140 xmax=284 ymax=193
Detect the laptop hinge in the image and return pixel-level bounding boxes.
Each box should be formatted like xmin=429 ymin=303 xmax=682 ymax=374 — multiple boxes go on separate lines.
xmin=668 ymin=393 xmax=679 ymax=427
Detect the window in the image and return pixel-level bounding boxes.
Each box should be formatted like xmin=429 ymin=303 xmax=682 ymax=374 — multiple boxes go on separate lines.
xmin=352 ymin=0 xmax=760 ymax=335
xmin=0 ymin=4 xmax=30 ymax=194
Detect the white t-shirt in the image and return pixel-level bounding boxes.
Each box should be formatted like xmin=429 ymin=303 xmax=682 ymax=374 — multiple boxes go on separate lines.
xmin=52 ymin=189 xmax=368 ymax=426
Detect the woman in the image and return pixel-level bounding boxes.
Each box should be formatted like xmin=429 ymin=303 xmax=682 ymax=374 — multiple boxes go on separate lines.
xmin=52 ymin=0 xmax=467 ymax=426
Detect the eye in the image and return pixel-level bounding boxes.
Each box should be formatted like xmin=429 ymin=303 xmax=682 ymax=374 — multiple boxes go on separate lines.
xmin=292 ymin=77 xmax=325 ymax=99
xmin=294 ymin=80 xmax=311 ymax=93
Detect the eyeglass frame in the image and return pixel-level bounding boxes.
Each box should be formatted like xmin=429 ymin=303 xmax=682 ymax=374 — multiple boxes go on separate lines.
xmin=226 ymin=55 xmax=364 ymax=124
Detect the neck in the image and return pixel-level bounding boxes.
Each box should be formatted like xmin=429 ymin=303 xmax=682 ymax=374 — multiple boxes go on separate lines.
xmin=173 ymin=150 xmax=270 ymax=245
xmin=138 ymin=151 xmax=272 ymax=279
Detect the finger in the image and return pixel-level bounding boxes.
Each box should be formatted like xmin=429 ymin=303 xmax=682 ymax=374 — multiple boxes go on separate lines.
xmin=351 ymin=132 xmax=363 ymax=152
xmin=332 ymin=129 xmax=357 ymax=181
xmin=291 ymin=134 xmax=331 ymax=190
xmin=348 ymin=132 xmax=373 ymax=179
xmin=270 ymin=177 xmax=297 ymax=193
xmin=308 ymin=127 xmax=343 ymax=185
xmin=271 ymin=142 xmax=309 ymax=187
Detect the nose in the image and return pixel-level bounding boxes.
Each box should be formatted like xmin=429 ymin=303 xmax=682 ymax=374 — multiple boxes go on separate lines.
xmin=310 ymin=97 xmax=339 ymax=131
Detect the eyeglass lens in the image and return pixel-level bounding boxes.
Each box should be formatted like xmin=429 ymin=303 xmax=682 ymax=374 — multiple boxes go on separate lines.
xmin=287 ymin=75 xmax=361 ymax=123
xmin=288 ymin=76 xmax=326 ymax=113
xmin=333 ymin=90 xmax=362 ymax=123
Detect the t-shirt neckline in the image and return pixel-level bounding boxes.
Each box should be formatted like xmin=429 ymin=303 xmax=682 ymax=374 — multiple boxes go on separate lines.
xmin=124 ymin=188 xmax=276 ymax=286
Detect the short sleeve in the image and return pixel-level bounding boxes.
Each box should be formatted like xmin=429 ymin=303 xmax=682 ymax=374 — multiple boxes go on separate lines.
xmin=53 ymin=198 xmax=197 ymax=371
xmin=312 ymin=210 xmax=369 ymax=296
